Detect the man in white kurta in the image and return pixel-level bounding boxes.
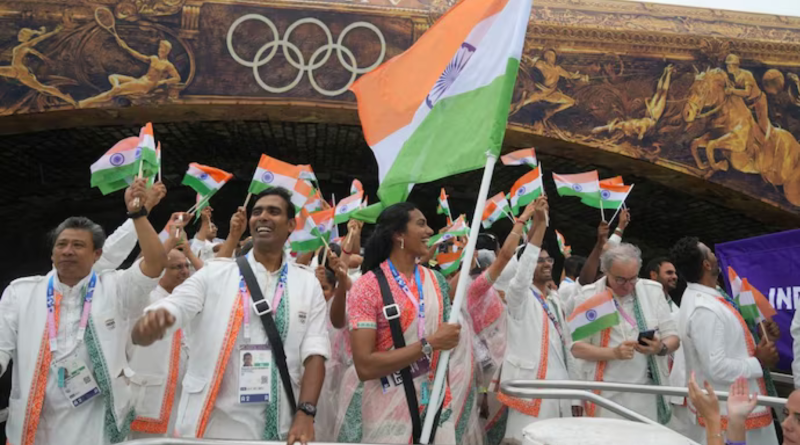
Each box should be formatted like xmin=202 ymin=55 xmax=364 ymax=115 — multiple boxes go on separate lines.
xmin=498 ymin=199 xmax=579 ymax=441
xmin=132 ymin=189 xmax=330 ymax=443
xmin=670 ymin=237 xmax=779 ymax=445
xmin=571 ymin=243 xmax=679 ymax=423
xmin=129 ymin=248 xmax=192 ymax=438
xmin=0 ymin=179 xmax=165 ymax=445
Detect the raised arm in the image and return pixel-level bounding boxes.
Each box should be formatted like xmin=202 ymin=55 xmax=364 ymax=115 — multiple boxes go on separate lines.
xmin=115 ymin=34 xmax=149 ymax=63
xmin=25 ymin=25 xmax=63 ymax=48
xmin=215 ymin=207 xmax=246 ymax=259
xmin=506 ymin=198 xmax=548 ymax=312
xmin=126 ymin=178 xmax=167 ymax=278
xmin=579 ymin=221 xmax=609 ymax=286
xmin=327 ymin=250 xmax=350 ymax=329
xmin=486 ymin=213 xmax=528 ymax=283
xmin=340 ymin=219 xmax=363 ymax=267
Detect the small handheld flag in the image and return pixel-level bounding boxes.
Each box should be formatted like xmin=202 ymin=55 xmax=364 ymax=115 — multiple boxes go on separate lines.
xmin=568 ymin=290 xmax=620 ymax=341
xmin=509 ymin=166 xmax=543 ymax=214
xmin=501 ymin=148 xmax=537 ymax=167
xmin=481 ymin=192 xmax=513 ymax=229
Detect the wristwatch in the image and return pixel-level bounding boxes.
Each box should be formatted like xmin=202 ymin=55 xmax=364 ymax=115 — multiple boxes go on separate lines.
xmin=420 ymin=338 xmax=434 ymax=362
xmin=127 ymin=207 xmax=149 ymax=220
xmin=657 ymin=343 xmax=669 ymax=356
xmin=297 ymin=402 xmax=317 ymax=418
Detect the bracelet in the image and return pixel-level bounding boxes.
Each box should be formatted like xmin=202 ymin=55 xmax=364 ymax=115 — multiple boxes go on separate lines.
xmin=614 ymin=228 xmax=624 ymax=235
xmin=341 ymin=246 xmax=353 ymax=255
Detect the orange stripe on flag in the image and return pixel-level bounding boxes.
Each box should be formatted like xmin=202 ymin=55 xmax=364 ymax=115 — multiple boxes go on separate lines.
xmin=107 ymin=136 xmax=140 ymax=154
xmin=553 ymin=171 xmax=598 ymax=184
xmin=257 ymin=154 xmax=300 ymax=178
xmin=600 ymin=176 xmax=624 ymax=186
xmin=743 ymin=279 xmax=777 ymax=320
xmin=350 ymin=0 xmax=510 ymax=146
xmin=568 ymin=290 xmax=613 ymax=322
xmin=189 ymin=163 xmax=233 ymax=184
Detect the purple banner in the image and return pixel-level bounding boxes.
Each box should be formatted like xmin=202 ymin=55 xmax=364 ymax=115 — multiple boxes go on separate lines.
xmin=716 ymin=229 xmax=800 ymax=372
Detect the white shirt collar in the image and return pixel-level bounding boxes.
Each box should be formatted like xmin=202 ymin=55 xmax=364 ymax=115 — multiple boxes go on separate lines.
xmin=686 ymin=282 xmax=721 ymax=297
xmin=52 ymin=268 xmax=92 ymax=297
xmin=247 ymin=250 xmax=287 ymax=277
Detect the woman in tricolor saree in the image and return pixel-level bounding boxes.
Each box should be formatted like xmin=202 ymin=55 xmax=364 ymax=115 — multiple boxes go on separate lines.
xmin=348 ymin=202 xmax=461 ymax=444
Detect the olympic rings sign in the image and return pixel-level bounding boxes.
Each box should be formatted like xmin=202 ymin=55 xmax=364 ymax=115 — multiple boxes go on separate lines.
xmin=226 ymin=14 xmax=386 ymax=97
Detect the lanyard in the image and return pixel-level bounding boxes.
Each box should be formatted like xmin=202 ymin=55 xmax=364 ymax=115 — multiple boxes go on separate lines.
xmin=533 ymin=288 xmax=564 ymax=340
xmin=239 ymin=260 xmax=288 ymax=341
xmin=613 ymin=298 xmax=638 ymax=329
xmin=47 ymin=272 xmax=97 ymax=353
xmin=388 ymin=260 xmax=425 ymax=340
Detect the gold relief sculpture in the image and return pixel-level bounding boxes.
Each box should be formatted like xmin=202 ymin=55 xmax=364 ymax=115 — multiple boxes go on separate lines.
xmin=723 ymin=54 xmax=769 ymax=136
xmin=510 ymin=48 xmax=589 ymax=123
xmin=592 ymin=64 xmax=673 ymax=141
xmin=682 ymin=67 xmax=800 ymax=205
xmin=0 ymin=25 xmax=76 ymax=106
xmin=78 ymin=8 xmax=181 ymax=108
xmin=788 ymin=73 xmax=800 ymax=107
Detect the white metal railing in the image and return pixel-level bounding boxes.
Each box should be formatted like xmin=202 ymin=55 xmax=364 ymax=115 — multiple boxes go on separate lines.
xmin=123 ymin=440 xmax=370 ymax=445
xmin=501 ymin=379 xmax=787 ymax=409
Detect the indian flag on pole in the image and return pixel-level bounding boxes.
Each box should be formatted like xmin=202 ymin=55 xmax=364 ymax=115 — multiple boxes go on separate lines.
xmin=351 ymin=179 xmax=363 ymax=196
xmin=580 ymin=183 xmax=633 ymax=210
xmin=304 ymin=189 xmax=324 ymax=213
xmin=195 ymin=193 xmax=210 ymax=213
xmin=311 ymin=208 xmax=335 ymax=243
xmin=298 ymin=165 xmax=317 ymax=183
xmin=351 ymin=0 xmax=532 ymax=221
xmin=482 ymin=192 xmax=512 ymax=229
xmin=737 ymin=278 xmax=777 ymax=323
xmin=568 ymin=290 xmax=620 ymax=341
xmin=248 ymin=154 xmax=311 ymax=210
xmin=509 ymin=165 xmax=543 ymax=214
xmin=289 ymin=209 xmax=326 ymax=253
xmin=501 ymin=148 xmax=537 ymax=167
xmin=437 ymin=188 xmax=452 ymax=222
xmin=428 ymin=215 xmax=469 ymax=246
xmin=553 ymin=171 xmax=600 ymax=199
xmin=600 ymin=176 xmax=624 ymax=187
xmin=335 ymin=191 xmax=364 ymax=224
xmin=182 ymin=163 xmax=233 ymax=197
xmin=556 ymin=230 xmax=570 ymax=256
xmin=437 ymin=250 xmax=464 ymax=276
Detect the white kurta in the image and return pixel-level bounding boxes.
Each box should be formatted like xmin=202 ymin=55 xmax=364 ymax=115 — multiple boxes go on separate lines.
xmin=129 ymin=285 xmax=189 ymax=438
xmin=501 ymin=243 xmax=577 ymax=441
xmin=677 ymin=283 xmax=778 ymax=445
xmin=0 ymin=263 xmax=158 ymax=445
xmin=94 ymin=219 xmax=138 ymax=272
xmin=147 ymin=254 xmax=331 ymax=440
xmin=573 ymin=277 xmax=677 ymax=422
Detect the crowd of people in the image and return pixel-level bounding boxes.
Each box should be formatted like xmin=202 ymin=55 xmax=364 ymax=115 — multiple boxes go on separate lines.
xmin=0 ymin=179 xmax=797 ymax=445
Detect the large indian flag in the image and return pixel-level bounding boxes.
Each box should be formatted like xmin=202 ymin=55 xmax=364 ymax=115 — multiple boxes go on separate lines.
xmin=351 ymin=0 xmax=532 ymax=221
xmin=553 ymin=171 xmax=600 ymax=199
xmin=581 ymin=183 xmax=633 ymax=210
xmin=568 ymin=290 xmax=620 ymax=341
xmin=181 ymin=163 xmax=233 ymax=196
xmin=509 ymin=166 xmax=543 ymax=214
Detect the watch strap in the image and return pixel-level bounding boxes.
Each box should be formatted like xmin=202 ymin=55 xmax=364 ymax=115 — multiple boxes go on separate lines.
xmin=127 ymin=207 xmax=148 ymax=219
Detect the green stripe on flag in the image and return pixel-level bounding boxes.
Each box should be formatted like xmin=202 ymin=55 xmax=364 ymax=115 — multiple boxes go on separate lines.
xmin=571 ymin=312 xmax=620 ymax=341
xmin=372 ymin=58 xmax=521 ymax=212
xmin=440 ymin=258 xmax=462 ymax=276
xmin=182 ymin=175 xmax=215 ymax=196
xmin=290 ymin=237 xmax=325 ymax=253
xmin=580 ymin=196 xmax=623 ymax=210
xmin=511 ymin=188 xmax=542 ymax=214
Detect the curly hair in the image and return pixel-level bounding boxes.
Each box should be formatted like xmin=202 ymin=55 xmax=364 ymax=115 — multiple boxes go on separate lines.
xmin=669 ymin=237 xmax=705 ymax=284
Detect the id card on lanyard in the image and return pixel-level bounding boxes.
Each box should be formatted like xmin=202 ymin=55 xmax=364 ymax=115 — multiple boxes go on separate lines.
xmin=613 ymin=298 xmax=638 ymax=329
xmin=387 ymin=260 xmax=425 ymax=340
xmin=533 ymin=288 xmax=564 ymax=340
xmin=47 ymin=272 xmax=97 ymax=353
xmin=239 ymin=258 xmax=288 ymax=342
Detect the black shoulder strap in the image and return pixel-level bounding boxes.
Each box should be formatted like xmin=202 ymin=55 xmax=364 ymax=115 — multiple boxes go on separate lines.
xmin=374 ymin=266 xmax=423 ymax=443
xmin=236 ymin=256 xmax=297 ymax=413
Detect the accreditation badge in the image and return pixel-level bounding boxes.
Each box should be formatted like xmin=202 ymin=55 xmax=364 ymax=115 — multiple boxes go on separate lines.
xmin=238 ymin=344 xmax=272 ymax=404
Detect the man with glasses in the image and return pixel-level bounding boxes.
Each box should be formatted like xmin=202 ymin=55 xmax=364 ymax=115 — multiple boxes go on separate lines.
xmin=499 ymin=198 xmax=581 ymax=442
xmin=572 ymin=243 xmax=679 ymax=424
xmin=671 ymin=237 xmax=779 ymax=445
xmin=783 ymin=391 xmax=800 ymax=444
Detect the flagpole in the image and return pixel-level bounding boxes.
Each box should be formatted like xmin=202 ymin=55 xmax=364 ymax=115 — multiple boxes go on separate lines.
xmin=500 ymin=206 xmax=516 ymax=223
xmin=608 ymin=184 xmax=634 ymax=226
xmin=599 ymin=192 xmax=606 ymax=223
xmin=539 ymin=163 xmax=549 ymax=227
xmin=188 ymin=193 xmax=213 ymax=215
xmin=420 ymin=152 xmax=498 ymax=444
xmin=243 ymin=192 xmax=253 ymax=209
xmin=133 ymin=153 xmax=144 ymax=208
